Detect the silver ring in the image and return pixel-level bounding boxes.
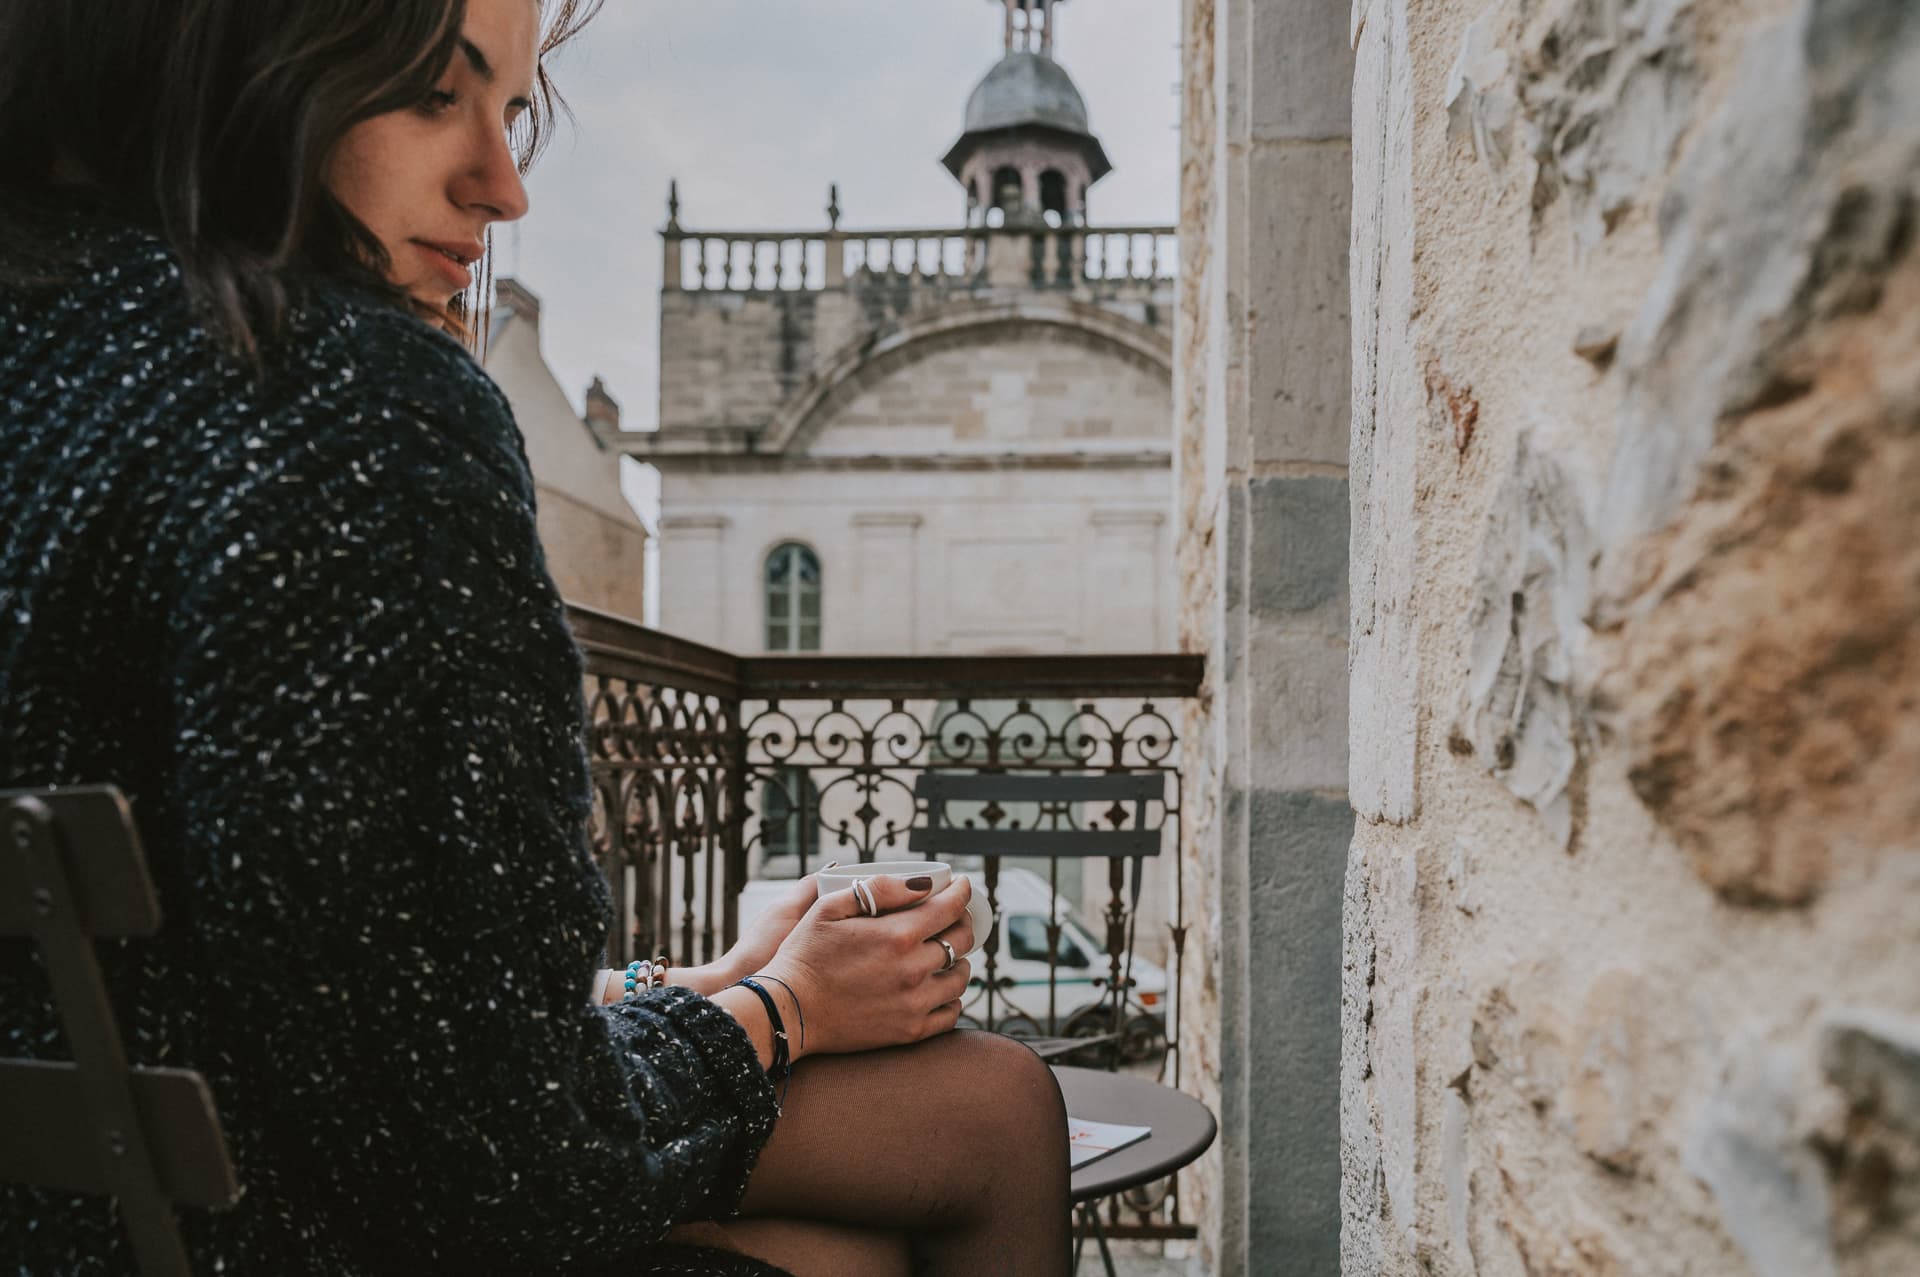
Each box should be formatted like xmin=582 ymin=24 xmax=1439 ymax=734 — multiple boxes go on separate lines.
xmin=935 ymin=938 xmax=957 ymax=973
xmin=852 ymin=879 xmax=877 ymax=917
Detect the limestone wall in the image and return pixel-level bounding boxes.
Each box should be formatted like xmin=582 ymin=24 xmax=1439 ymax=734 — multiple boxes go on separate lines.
xmin=484 ymin=294 xmax=648 ymax=622
xmin=657 ymin=463 xmax=1170 ymax=657
xmin=1344 ymin=0 xmax=1920 ymax=1272
xmin=659 ymin=267 xmax=1173 ymax=433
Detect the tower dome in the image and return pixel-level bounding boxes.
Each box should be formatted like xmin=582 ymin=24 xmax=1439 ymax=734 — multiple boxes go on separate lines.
xmin=942 ymin=0 xmax=1112 ymax=227
xmin=963 ymin=51 xmax=1091 ymax=136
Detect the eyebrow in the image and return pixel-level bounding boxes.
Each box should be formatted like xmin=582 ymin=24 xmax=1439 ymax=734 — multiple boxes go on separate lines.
xmin=459 ymin=38 xmax=495 ymax=83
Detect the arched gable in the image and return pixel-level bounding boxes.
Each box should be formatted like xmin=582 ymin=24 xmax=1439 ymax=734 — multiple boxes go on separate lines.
xmin=760 ymin=297 xmax=1172 ymax=456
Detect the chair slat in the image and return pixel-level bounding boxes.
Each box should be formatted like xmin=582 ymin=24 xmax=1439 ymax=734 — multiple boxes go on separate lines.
xmin=908 ymin=826 xmax=1160 ymax=858
xmin=0 ymin=788 xmax=160 ymax=937
xmin=0 ymin=1060 xmax=240 ymax=1208
xmin=912 ymin=774 xmax=1162 ymax=804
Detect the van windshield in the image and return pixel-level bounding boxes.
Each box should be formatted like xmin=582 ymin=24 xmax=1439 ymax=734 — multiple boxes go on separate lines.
xmin=1005 ymin=914 xmax=1090 ymax=968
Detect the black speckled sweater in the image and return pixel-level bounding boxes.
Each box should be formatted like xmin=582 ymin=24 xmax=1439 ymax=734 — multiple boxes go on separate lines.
xmin=0 ymin=223 xmax=785 ymax=1275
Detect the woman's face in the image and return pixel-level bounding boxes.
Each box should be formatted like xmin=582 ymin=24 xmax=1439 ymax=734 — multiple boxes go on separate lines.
xmin=325 ymin=0 xmax=539 ymax=311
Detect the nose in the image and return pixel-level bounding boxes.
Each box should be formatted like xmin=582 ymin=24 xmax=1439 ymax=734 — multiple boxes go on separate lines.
xmin=456 ymin=122 xmax=530 ymax=225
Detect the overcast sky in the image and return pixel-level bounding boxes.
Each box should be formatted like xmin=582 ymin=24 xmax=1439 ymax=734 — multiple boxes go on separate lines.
xmin=506 ymin=0 xmax=1182 ymax=425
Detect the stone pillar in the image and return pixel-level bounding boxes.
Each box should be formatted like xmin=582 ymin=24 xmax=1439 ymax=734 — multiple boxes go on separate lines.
xmin=656 ymin=515 xmax=729 ymax=646
xmin=1175 ymin=0 xmax=1353 ymax=1270
xmin=850 ymin=512 xmax=922 ymax=653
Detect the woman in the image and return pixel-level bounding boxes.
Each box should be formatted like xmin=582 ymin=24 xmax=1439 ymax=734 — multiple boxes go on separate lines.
xmin=0 ymin=2 xmax=1070 ymax=1274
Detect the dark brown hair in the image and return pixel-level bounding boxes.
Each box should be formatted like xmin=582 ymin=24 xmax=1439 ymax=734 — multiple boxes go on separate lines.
xmin=0 ymin=0 xmax=600 ymax=360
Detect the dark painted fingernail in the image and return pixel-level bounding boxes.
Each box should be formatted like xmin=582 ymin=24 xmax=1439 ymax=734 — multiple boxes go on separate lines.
xmin=906 ymin=875 xmax=933 ymax=891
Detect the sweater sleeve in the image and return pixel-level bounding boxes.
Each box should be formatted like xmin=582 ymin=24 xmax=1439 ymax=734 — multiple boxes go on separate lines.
xmin=159 ymin=353 xmax=778 ymax=1270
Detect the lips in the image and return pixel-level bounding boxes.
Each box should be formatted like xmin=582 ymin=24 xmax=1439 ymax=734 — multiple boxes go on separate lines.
xmin=412 ymin=239 xmax=483 ymax=291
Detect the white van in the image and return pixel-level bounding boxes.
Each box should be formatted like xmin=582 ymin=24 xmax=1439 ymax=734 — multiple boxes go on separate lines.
xmin=737 ymin=865 xmax=1170 ymax=1057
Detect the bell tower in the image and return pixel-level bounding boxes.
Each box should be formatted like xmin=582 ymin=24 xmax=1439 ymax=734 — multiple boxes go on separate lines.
xmin=941 ymin=0 xmax=1112 ymax=228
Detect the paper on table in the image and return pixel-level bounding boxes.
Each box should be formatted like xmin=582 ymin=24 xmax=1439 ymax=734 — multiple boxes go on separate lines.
xmin=1068 ymin=1117 xmax=1151 ymax=1170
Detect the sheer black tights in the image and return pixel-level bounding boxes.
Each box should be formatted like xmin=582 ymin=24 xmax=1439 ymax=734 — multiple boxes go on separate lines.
xmin=721 ymin=1030 xmax=1071 ymax=1277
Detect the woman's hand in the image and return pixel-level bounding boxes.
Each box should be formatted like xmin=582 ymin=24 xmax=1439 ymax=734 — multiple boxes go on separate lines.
xmin=594 ymin=870 xmax=832 ymax=1004
xmin=752 ymin=874 xmax=976 ymax=1060
xmin=721 ymin=869 xmax=829 ymax=984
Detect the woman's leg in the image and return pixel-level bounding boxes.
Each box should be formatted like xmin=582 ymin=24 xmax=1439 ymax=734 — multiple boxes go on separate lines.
xmin=700 ymin=1218 xmax=911 ymax=1277
xmin=735 ymin=1029 xmax=1071 ymax=1277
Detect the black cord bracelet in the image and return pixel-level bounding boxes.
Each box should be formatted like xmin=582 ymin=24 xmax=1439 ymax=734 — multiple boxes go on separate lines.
xmin=734 ymin=977 xmax=793 ymax=1109
xmin=753 ymin=974 xmax=807 ymax=1053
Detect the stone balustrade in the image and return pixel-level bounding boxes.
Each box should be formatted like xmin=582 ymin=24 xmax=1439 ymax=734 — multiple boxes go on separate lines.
xmin=664 ymin=224 xmax=1178 ymax=293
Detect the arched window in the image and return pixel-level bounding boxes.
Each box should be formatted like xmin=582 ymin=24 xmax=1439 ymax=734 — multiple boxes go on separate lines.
xmin=764 ymin=542 xmax=821 ymax=652
xmin=1040 ymin=169 xmax=1068 ymax=227
xmin=991 ymin=166 xmax=1023 ymax=218
xmin=761 ymin=766 xmax=821 ymax=863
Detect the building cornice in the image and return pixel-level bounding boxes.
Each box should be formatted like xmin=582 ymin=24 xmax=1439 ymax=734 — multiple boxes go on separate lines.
xmin=629 ymin=448 xmax=1171 ymax=475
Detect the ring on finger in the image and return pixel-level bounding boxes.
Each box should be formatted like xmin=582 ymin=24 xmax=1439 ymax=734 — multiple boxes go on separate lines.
xmin=934 ymin=938 xmax=957 ymax=973
xmin=852 ymin=879 xmax=877 ymax=917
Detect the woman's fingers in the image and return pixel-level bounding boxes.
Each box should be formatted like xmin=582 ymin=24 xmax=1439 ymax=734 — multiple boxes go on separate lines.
xmin=892 ymin=877 xmax=971 ymax=942
xmin=931 ymin=915 xmax=975 ymax=957
xmin=929 ymin=959 xmax=971 ymax=1004
xmin=812 ymin=873 xmax=941 ymax=922
xmin=921 ymin=998 xmax=966 ymax=1040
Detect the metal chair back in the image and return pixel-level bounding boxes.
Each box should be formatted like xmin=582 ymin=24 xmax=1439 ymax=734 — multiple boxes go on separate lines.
xmin=1 ymin=786 xmax=239 ymax=1277
xmin=908 ymin=772 xmax=1164 ymax=1065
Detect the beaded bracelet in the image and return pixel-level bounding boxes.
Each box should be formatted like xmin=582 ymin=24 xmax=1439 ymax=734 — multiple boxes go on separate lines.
xmin=621 ymin=955 xmax=670 ymax=1001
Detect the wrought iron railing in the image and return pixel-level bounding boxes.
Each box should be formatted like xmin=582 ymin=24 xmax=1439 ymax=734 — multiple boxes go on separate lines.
xmin=569 ymin=604 xmax=1205 ymax=1238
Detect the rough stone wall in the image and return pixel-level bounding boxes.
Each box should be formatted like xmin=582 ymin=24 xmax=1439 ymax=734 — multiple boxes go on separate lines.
xmin=1344 ymin=0 xmax=1920 ymax=1272
xmin=1173 ymin=0 xmax=1226 ymax=1262
xmin=1176 ymin=0 xmax=1355 ymax=1270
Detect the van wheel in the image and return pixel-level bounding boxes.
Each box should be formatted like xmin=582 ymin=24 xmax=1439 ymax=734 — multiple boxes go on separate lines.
xmin=992 ymin=1011 xmax=1043 ymax=1039
xmin=1120 ymin=1012 xmax=1168 ymax=1065
xmin=1058 ymin=1005 xmax=1124 ymax=1068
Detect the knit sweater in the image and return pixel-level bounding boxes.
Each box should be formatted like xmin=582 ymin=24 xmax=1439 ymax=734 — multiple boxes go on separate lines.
xmin=0 ymin=223 xmax=785 ymax=1275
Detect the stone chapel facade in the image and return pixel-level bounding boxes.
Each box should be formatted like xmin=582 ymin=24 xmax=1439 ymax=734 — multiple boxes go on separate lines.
xmin=619 ymin=0 xmax=1177 ymax=661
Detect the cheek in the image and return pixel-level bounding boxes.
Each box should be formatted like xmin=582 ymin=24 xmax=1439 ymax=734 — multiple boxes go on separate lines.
xmin=324 ymin=118 xmax=418 ymax=245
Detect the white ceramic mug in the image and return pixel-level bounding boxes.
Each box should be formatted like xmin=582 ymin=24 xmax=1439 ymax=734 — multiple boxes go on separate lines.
xmin=816 ymin=860 xmax=994 ymax=957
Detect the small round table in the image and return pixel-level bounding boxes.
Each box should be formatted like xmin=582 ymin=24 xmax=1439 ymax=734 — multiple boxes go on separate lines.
xmin=1052 ymin=1066 xmax=1217 ymax=1275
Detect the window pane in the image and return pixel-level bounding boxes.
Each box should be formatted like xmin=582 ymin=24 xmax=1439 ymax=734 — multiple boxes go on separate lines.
xmin=768 ymin=593 xmax=790 ymax=620
xmin=798 ymin=623 xmax=821 ymax=651
xmin=799 ymin=590 xmax=820 ymax=620
xmin=767 ymin=624 xmax=787 ymax=651
xmin=1008 ymin=915 xmax=1051 ymax=962
xmin=797 ymin=549 xmax=820 ymax=584
xmin=767 ymin=550 xmax=791 ymax=585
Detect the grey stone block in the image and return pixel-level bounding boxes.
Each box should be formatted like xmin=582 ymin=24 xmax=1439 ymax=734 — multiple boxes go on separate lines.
xmin=1241 ymin=787 xmax=1353 ymax=1269
xmin=1248 ymin=475 xmax=1350 ymax=621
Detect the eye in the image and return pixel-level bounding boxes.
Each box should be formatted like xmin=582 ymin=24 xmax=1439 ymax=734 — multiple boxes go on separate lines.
xmin=418 ymin=89 xmax=457 ymax=116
